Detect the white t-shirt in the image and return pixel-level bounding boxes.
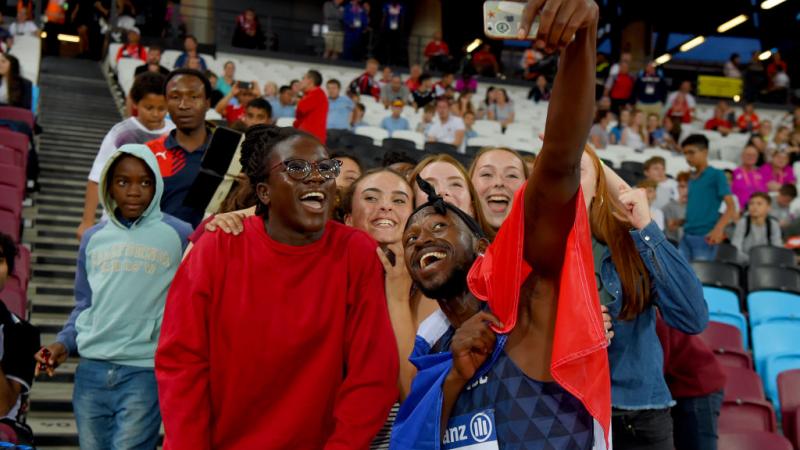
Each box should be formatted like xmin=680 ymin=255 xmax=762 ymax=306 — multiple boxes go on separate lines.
xmin=9 ymin=21 xmax=37 ymax=36
xmin=651 ymin=207 xmax=665 ymax=230
xmin=773 ymin=72 xmax=790 ymax=89
xmin=89 ymin=117 xmax=175 ymax=183
xmin=654 ymin=178 xmax=679 ymax=210
xmin=426 ymin=115 xmax=465 ymax=149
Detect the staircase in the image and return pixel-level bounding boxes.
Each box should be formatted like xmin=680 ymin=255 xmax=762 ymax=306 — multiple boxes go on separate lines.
xmin=25 ymin=57 xmax=121 ymax=449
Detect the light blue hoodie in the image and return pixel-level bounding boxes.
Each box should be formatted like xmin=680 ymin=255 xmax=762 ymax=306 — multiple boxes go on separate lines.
xmin=57 ymin=144 xmax=192 ymax=367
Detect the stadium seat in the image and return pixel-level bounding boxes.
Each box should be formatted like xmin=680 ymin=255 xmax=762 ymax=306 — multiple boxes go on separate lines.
xmin=719 ymin=400 xmax=777 ymax=432
xmin=752 ymin=322 xmax=800 ymax=386
xmin=747 ymin=291 xmax=800 ymax=328
xmin=0 ymin=147 xmax=15 ymax=167
xmin=716 ymin=242 xmax=741 ymax=265
xmin=0 ymin=129 xmax=28 ymax=167
xmin=692 ymin=261 xmax=743 ymax=301
xmin=704 ymin=286 xmax=740 ymax=314
xmin=0 ymin=162 xmax=26 ymax=201
xmin=620 ymin=161 xmax=644 ymax=177
xmin=724 ymin=367 xmax=767 ymax=402
xmin=778 ymin=369 xmax=800 ymax=449
xmin=276 ymin=117 xmax=295 ymax=127
xmin=715 ymin=350 xmax=755 ymax=370
xmin=641 ymin=147 xmax=674 ymax=160
xmin=709 ymin=159 xmax=738 ymax=171
xmin=0 ymin=186 xmax=22 ymax=220
xmin=467 ymin=136 xmax=499 ymax=148
xmin=0 ymin=287 xmax=26 ymax=319
xmin=749 ymin=246 xmax=797 ymax=268
xmin=391 ymin=130 xmax=425 ymax=150
xmin=593 ymin=150 xmax=621 ymax=169
xmin=354 ymin=126 xmax=389 ymax=145
xmin=382 ymin=138 xmax=417 ymax=153
xmin=0 ymin=211 xmax=21 ymax=243
xmin=117 ymin=58 xmax=141 ymax=95
xmin=0 ymin=106 xmax=34 ymax=129
xmin=700 ymin=321 xmax=745 ymax=352
xmin=749 ymin=267 xmax=800 ymax=294
xmin=472 ymin=120 xmax=502 ymax=136
xmin=718 ymin=432 xmax=792 ymax=450
xmin=339 ymin=133 xmax=375 ymax=150
xmin=764 ymin=354 xmax=800 ymax=412
xmin=424 ymin=142 xmax=459 ymax=154
xmin=710 ymin=315 xmax=748 ymax=348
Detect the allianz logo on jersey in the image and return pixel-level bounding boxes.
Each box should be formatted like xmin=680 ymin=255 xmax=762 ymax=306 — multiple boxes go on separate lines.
xmin=443 ymin=409 xmax=499 ymax=450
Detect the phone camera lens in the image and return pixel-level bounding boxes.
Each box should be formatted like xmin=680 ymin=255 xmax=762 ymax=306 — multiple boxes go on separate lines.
xmin=506 ymin=15 xmax=514 ymax=22
xmin=495 ymin=22 xmax=510 ymax=33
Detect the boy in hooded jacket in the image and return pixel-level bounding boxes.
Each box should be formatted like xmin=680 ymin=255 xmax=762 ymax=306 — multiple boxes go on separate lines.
xmin=35 ymin=144 xmax=191 ymax=450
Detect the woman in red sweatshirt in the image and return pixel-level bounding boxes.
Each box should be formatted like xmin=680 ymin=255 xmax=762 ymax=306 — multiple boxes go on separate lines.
xmin=155 ymin=125 xmax=399 ymax=449
xmin=295 ymin=70 xmax=330 ymax=144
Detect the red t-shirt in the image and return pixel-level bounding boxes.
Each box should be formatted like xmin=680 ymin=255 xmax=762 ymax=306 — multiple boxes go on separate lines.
xmin=737 ymin=113 xmax=760 ymax=132
xmin=224 ymin=104 xmax=245 ymax=125
xmin=156 ymin=217 xmax=399 ymax=450
xmin=473 ymin=50 xmax=497 ymax=69
xmin=656 ymin=316 xmax=727 ymax=398
xmin=424 ymin=40 xmax=449 ymax=58
xmin=405 ymin=77 xmax=420 ymax=92
xmin=116 ymin=44 xmax=147 ymax=62
xmin=610 ymin=73 xmax=634 ymax=100
xmin=705 ymin=117 xmax=732 ymax=131
xmin=294 ymin=86 xmax=329 ymax=144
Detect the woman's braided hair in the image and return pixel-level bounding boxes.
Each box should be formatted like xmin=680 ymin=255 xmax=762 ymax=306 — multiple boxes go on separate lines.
xmin=240 ymin=125 xmax=319 ymax=216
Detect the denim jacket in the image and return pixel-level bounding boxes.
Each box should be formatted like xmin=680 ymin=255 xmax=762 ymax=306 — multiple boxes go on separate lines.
xmin=599 ymin=220 xmax=708 ymax=410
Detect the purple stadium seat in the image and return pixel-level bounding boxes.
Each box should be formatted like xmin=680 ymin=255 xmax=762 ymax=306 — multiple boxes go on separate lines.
xmin=778 ymin=369 xmax=800 ymax=449
xmin=0 ymin=163 xmax=25 ymax=200
xmin=0 ymin=146 xmax=17 ymax=166
xmin=14 ymin=245 xmax=29 ymax=285
xmin=700 ymin=321 xmax=745 ymax=352
xmin=719 ymin=432 xmax=792 ymax=450
xmin=724 ymin=367 xmax=767 ymax=402
xmin=0 ymin=106 xmax=35 ymax=129
xmin=714 ymin=348 xmax=754 ymax=370
xmin=0 ymin=211 xmax=21 ymax=243
xmin=0 ymin=287 xmax=26 ymax=319
xmin=719 ymin=400 xmax=777 ymax=432
xmin=0 ymin=129 xmax=28 ymax=166
xmin=0 ymin=185 xmax=22 ymax=219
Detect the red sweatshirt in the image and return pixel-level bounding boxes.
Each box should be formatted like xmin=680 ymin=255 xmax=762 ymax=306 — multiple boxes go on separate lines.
xmin=156 ymin=217 xmax=399 ymax=450
xmin=294 ymin=86 xmax=329 ymax=144
xmin=656 ymin=315 xmax=726 ymax=398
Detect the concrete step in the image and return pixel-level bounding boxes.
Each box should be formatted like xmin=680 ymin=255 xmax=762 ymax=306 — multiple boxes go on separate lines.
xmin=31 ymin=312 xmax=69 ymax=335
xmin=29 ymin=381 xmax=73 ymax=412
xmin=32 ymin=264 xmax=77 ymax=282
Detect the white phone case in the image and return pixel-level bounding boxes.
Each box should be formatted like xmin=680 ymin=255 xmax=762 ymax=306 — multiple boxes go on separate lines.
xmin=483 ymin=1 xmax=539 ymax=40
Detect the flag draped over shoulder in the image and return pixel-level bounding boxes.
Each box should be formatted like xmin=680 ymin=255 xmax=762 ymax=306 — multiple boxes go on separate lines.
xmin=467 ymin=182 xmax=611 ymax=448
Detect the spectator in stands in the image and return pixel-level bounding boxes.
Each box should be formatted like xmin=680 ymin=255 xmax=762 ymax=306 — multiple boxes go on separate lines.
xmin=416 ymin=103 xmax=434 ymax=134
xmin=289 ymin=79 xmax=302 ymax=103
xmin=472 ymin=44 xmax=500 ymax=77
xmin=731 ymin=145 xmax=767 ymax=210
xmin=621 ymin=110 xmax=647 ymax=151
xmin=349 ymin=58 xmax=381 ymax=100
xmin=665 ymin=81 xmax=696 ymax=124
xmin=663 ymin=171 xmax=689 ymax=244
xmin=452 ymin=92 xmax=475 ymax=118
xmin=378 ymin=66 xmax=393 ymax=89
xmin=704 ymin=103 xmax=734 ymax=136
xmin=326 ymin=79 xmax=354 ymax=130
xmin=637 ymin=179 xmax=665 ymax=229
xmin=731 ymin=192 xmax=782 ymax=262
xmin=604 ymin=51 xmax=632 ymax=96
xmin=38 ymin=145 xmax=191 ymax=450
xmin=680 ymin=134 xmax=736 ymax=261
xmin=332 ymin=153 xmax=362 ymax=190
xmin=468 ymin=147 xmax=528 ymax=231
xmin=156 ymin=126 xmax=398 ymax=449
xmin=322 ymin=0 xmax=345 ymax=59
xmin=663 ymin=115 xmax=682 ymax=152
xmin=760 ymin=150 xmax=795 ymax=192
xmin=262 ymin=81 xmax=278 ymax=102
xmin=426 ymin=97 xmax=465 ymax=152
xmin=487 ymin=88 xmax=515 ymax=132
xmin=737 ymin=102 xmax=760 ymax=132
xmin=768 ymin=125 xmax=792 ymax=156
xmin=424 ymin=30 xmax=450 ymax=72
xmin=724 ymin=53 xmax=742 ymax=79
xmin=775 ymin=184 xmax=797 ymax=227
xmin=78 ymin=72 xmax=174 ymax=239
xmin=8 ymin=8 xmax=37 ymax=37
xmin=760 ymin=119 xmax=774 ymax=142
xmin=342 ymin=0 xmax=369 ymax=61
xmin=411 ymin=74 xmax=435 ymax=110
xmin=644 ymin=156 xmax=678 ymax=210
xmin=186 ymin=56 xmax=203 ymax=70
xmin=589 ymin=110 xmax=611 ymax=149
xmin=351 ymin=102 xmax=367 ymax=129
xmin=174 ymin=35 xmax=207 ymax=70
xmin=768 ymin=66 xmax=790 ymax=103
xmin=269 ymin=85 xmax=297 ymax=121
xmin=294 ymin=70 xmax=329 ymax=144
xmin=433 ymin=72 xmax=454 ymax=98
xmin=405 ymin=64 xmax=422 ymax=92
xmin=0 ymin=232 xmax=38 ymax=446
xmin=241 ymin=98 xmax=272 ymax=129
xmin=135 ymin=45 xmax=170 ymax=77
xmin=115 ymin=27 xmax=146 ymax=63
xmin=216 ymin=61 xmax=236 ymax=97
xmin=766 ymin=51 xmax=788 ymax=82
xmin=380 ymin=1 xmax=406 ymax=66
xmin=71 ymin=0 xmax=107 ymax=58
xmin=0 ymin=53 xmax=31 ymax=110
xmin=463 ymin=111 xmax=478 ymax=140
xmin=655 ymin=316 xmax=726 ymax=450
xmin=215 ymin=81 xmax=261 ymax=126
xmin=634 ymin=62 xmax=667 ymax=118
xmin=647 ymin=113 xmax=674 ymax=149
xmin=147 ymin=69 xmax=212 ymax=228
xmin=609 ymin=108 xmax=629 ymax=144
xmin=381 ymin=75 xmax=410 ymax=108
xmin=528 ymin=74 xmax=551 ymax=103
xmin=204 ymin=71 xmax=225 ymax=107
xmin=520 ymin=40 xmax=545 ymax=80
xmin=456 ymin=69 xmax=478 ymax=94
xmin=232 ymin=8 xmax=266 ymax=50
xmin=607 ymin=60 xmax=634 ymax=113
xmin=380 ymin=99 xmax=410 ymax=136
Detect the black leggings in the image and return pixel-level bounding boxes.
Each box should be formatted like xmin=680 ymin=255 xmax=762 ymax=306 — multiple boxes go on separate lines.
xmin=612 ymin=408 xmax=674 ymax=450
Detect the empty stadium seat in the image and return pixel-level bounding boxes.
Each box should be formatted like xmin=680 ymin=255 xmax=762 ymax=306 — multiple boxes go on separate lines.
xmin=0 ymin=106 xmax=34 ymax=129
xmin=719 ymin=400 xmax=777 ymax=432
xmin=752 ymin=322 xmax=800 ymax=389
xmin=778 ymin=369 xmax=800 ymax=449
xmin=715 ymin=350 xmax=755 ymax=370
xmin=354 ymin=126 xmax=389 ymax=145
xmin=0 ymin=186 xmax=22 ymax=219
xmin=747 ymin=291 xmax=800 ymax=328
xmin=692 ymin=261 xmax=743 ymax=300
xmin=472 ymin=120 xmax=502 ymax=136
xmin=724 ymin=367 xmax=767 ymax=402
xmin=0 ymin=129 xmax=29 ymax=167
xmin=467 ymin=136 xmax=499 ymax=148
xmin=700 ymin=321 xmax=745 ymax=352
xmin=749 ymin=246 xmax=797 ymax=268
xmin=705 ymin=286 xmax=741 ymax=314
xmin=424 ymin=142 xmax=459 ymax=154
xmin=716 ymin=242 xmax=741 ymax=266
xmin=0 ymin=287 xmax=26 ymax=319
xmin=718 ymin=432 xmax=792 ymax=450
xmin=382 ymin=138 xmax=417 ymax=153
xmin=764 ymin=354 xmax=800 ymax=412
xmin=749 ymin=267 xmax=800 ymax=294
xmin=276 ymin=117 xmax=295 ymax=127
xmin=0 ymin=211 xmax=21 ymax=243
xmin=391 ymin=130 xmax=425 ymax=150
xmin=0 ymin=163 xmax=26 ymax=200
xmin=0 ymin=147 xmax=16 ymax=166
xmin=339 ymin=133 xmax=375 ymax=150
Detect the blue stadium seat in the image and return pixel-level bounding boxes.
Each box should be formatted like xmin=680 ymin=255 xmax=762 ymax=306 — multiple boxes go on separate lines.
xmin=706 ymin=286 xmax=741 ymax=314
xmin=711 ymin=314 xmax=749 ymax=349
xmin=764 ymin=354 xmax=800 ymax=412
xmin=748 ymin=291 xmax=800 ymax=328
xmin=752 ymin=322 xmax=800 ymax=387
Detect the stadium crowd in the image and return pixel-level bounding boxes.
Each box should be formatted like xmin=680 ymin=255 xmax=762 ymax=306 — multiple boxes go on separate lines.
xmin=1 ymin=0 xmax=800 ymax=449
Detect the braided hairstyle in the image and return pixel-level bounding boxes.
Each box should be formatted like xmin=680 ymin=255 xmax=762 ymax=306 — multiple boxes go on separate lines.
xmin=240 ymin=125 xmax=319 ymax=216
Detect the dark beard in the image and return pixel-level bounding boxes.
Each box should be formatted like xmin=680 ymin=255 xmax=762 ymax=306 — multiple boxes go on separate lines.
xmin=417 ymin=260 xmax=472 ymax=300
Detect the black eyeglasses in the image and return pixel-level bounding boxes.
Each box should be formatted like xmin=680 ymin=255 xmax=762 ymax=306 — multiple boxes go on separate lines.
xmin=270 ymin=158 xmax=341 ymax=181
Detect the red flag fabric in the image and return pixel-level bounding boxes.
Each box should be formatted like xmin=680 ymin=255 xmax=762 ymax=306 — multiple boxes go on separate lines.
xmin=467 ymin=182 xmax=611 ymax=447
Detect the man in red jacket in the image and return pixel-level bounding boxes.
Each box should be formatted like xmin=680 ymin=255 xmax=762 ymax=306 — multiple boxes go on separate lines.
xmin=155 ymin=125 xmax=399 ymax=449
xmin=294 ymin=70 xmax=329 ymax=143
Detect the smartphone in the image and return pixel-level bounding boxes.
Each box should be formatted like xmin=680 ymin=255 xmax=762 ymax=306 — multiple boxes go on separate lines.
xmin=236 ymin=81 xmax=252 ymax=90
xmin=483 ymin=1 xmax=540 ymax=40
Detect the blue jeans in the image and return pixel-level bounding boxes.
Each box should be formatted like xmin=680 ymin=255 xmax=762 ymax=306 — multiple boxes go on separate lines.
xmin=672 ymin=390 xmax=724 ymax=450
xmin=72 ymin=358 xmax=161 ymax=450
xmin=679 ymin=234 xmax=718 ymax=261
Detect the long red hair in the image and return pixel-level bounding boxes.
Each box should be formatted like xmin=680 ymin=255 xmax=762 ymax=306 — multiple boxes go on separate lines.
xmin=585 ymin=146 xmax=652 ymax=320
